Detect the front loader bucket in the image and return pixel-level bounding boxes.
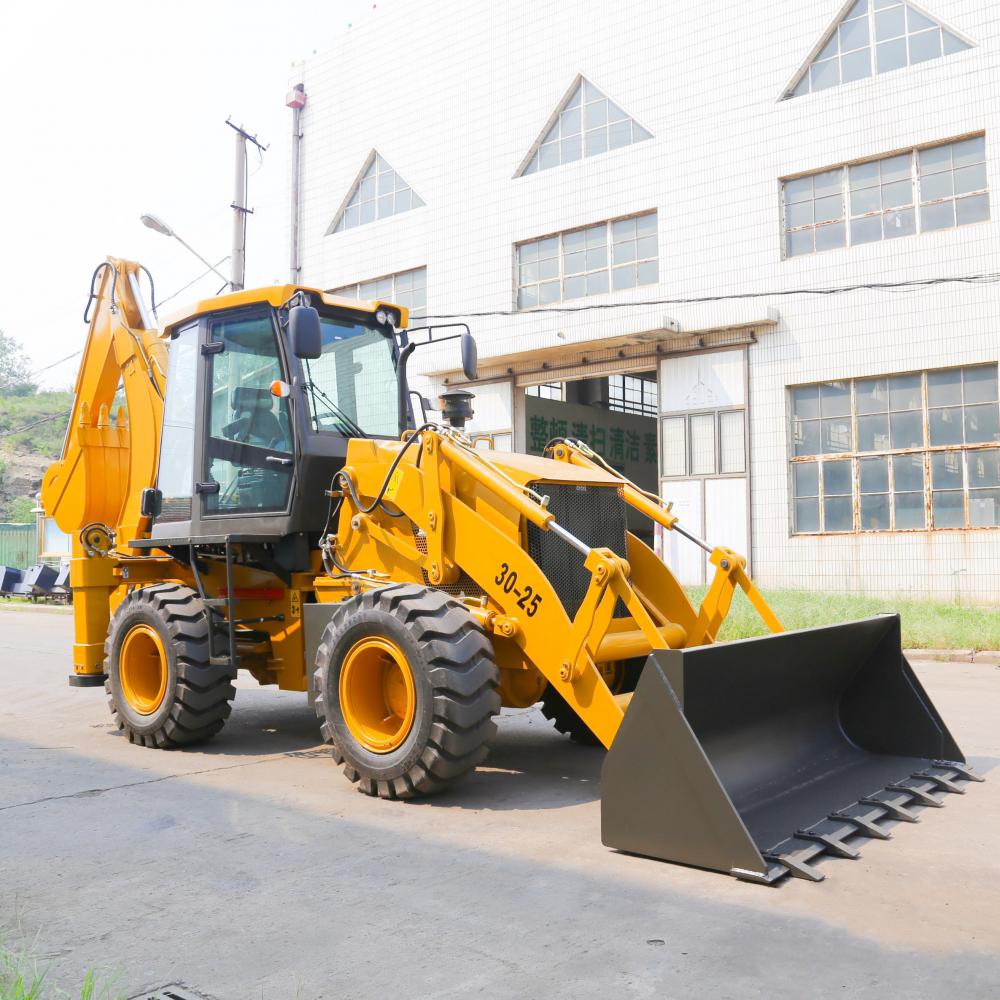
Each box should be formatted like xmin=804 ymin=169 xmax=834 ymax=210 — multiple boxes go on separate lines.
xmin=601 ymin=615 xmax=982 ymax=884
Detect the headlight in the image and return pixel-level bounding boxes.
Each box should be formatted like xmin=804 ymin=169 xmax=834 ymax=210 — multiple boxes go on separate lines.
xmin=375 ymin=307 xmax=400 ymax=328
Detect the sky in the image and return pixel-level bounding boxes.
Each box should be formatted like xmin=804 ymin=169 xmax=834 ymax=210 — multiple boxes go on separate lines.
xmin=0 ymin=0 xmax=374 ymax=389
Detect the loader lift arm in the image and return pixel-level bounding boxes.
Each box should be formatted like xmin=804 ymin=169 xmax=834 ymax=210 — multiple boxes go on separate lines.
xmin=326 ymin=424 xmax=787 ymax=750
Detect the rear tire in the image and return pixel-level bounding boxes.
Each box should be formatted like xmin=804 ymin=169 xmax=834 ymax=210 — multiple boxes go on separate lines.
xmin=541 ymin=658 xmax=644 ymax=745
xmin=314 ymin=584 xmax=501 ymax=799
xmin=105 ymin=583 xmax=236 ymax=748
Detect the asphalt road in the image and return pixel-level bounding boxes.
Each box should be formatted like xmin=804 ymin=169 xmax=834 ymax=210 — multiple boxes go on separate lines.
xmin=1 ymin=605 xmax=998 ymax=1000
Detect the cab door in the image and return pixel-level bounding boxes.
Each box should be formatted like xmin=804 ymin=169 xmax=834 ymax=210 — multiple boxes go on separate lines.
xmin=200 ymin=310 xmax=295 ymax=519
xmin=153 ymin=321 xmax=200 ymax=529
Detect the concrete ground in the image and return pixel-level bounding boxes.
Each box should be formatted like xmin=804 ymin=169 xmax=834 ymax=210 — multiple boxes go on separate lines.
xmin=1 ymin=605 xmax=999 ymax=1000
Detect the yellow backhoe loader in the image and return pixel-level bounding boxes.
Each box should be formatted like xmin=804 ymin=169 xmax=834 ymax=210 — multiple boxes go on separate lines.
xmin=42 ymin=257 xmax=982 ymax=884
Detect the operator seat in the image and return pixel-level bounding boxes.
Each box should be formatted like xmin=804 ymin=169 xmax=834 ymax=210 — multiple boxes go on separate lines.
xmin=225 ymin=387 xmax=287 ymax=450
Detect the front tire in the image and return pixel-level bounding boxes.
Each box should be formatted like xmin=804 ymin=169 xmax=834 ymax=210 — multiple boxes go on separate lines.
xmin=105 ymin=583 xmax=236 ymax=748
xmin=314 ymin=584 xmax=501 ymax=799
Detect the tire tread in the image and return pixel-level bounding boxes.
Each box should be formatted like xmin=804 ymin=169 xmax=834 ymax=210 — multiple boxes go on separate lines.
xmin=105 ymin=583 xmax=235 ymax=749
xmin=314 ymin=584 xmax=500 ymax=799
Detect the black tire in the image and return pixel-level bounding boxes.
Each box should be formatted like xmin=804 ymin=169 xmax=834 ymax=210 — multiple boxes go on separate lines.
xmin=540 ymin=658 xmax=644 ymax=745
xmin=314 ymin=583 xmax=501 ymax=799
xmin=104 ymin=583 xmax=236 ymax=748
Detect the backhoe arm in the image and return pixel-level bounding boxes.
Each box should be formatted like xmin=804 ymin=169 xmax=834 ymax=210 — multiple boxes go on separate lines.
xmin=41 ymin=258 xmax=166 ymax=680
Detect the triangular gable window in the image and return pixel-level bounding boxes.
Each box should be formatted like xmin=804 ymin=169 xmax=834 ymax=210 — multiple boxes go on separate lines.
xmin=327 ymin=151 xmax=424 ymax=234
xmin=518 ymin=77 xmax=652 ymax=176
xmin=785 ymin=0 xmax=972 ymax=99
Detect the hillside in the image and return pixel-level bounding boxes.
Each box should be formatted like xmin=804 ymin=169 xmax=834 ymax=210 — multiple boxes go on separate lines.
xmin=0 ymin=391 xmax=73 ymax=520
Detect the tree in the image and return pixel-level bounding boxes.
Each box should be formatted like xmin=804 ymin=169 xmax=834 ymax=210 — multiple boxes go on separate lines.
xmin=7 ymin=496 xmax=35 ymax=523
xmin=0 ymin=330 xmax=37 ymax=397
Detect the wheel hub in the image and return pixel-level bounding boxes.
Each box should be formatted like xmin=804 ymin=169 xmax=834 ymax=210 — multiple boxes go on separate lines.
xmin=119 ymin=624 xmax=168 ymax=715
xmin=339 ymin=636 xmax=416 ymax=753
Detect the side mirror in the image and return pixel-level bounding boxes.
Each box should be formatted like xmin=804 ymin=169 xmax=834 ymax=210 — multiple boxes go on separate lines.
xmin=139 ymin=487 xmax=162 ymax=519
xmin=289 ymin=305 xmax=322 ymax=359
xmin=461 ymin=331 xmax=478 ymax=381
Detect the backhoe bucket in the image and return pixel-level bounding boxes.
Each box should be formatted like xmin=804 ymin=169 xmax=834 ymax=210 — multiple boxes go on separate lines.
xmin=601 ymin=615 xmax=981 ymax=884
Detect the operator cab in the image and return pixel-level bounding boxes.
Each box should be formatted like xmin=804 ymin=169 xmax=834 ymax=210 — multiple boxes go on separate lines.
xmin=143 ymin=286 xmax=407 ymax=569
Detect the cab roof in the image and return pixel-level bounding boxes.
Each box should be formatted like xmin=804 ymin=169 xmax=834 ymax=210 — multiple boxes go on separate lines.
xmin=161 ymin=284 xmax=409 ymax=333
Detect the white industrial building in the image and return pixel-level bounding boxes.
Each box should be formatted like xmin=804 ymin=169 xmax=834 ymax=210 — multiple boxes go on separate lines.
xmin=288 ymin=0 xmax=1000 ymax=602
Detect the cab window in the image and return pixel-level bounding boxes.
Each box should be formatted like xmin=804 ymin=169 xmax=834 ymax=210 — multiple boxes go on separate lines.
xmin=303 ymin=317 xmax=399 ymax=438
xmin=204 ymin=312 xmax=293 ymax=515
xmin=156 ymin=323 xmax=199 ymax=521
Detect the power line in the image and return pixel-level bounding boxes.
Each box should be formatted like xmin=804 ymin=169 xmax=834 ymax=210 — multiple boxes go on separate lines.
xmin=156 ymin=256 xmax=231 ymax=309
xmin=0 ymin=410 xmax=71 ymax=439
xmin=30 ymin=351 xmax=81 ymax=377
xmin=423 ymin=271 xmax=1000 ymax=319
xmin=11 ymin=270 xmax=995 ymax=411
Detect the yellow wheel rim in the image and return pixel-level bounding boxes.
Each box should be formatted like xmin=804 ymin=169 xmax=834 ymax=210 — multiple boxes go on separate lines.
xmin=598 ymin=660 xmax=625 ymax=693
xmin=119 ymin=624 xmax=169 ymax=715
xmin=339 ymin=636 xmax=416 ymax=754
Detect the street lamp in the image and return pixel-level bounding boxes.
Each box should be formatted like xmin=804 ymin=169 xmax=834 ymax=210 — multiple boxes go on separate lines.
xmin=140 ymin=214 xmax=232 ymax=288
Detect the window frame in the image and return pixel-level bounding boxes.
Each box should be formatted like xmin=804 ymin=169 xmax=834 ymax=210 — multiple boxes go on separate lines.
xmin=784 ymin=0 xmax=974 ymax=100
xmin=781 ymin=134 xmax=990 ymax=259
xmin=514 ymin=211 xmax=659 ymax=309
xmin=660 ymin=405 xmax=748 ymax=481
xmin=330 ymin=153 xmax=424 ymax=234
xmin=608 ymin=373 xmax=658 ymax=417
xmin=518 ymin=75 xmax=653 ymax=177
xmin=201 ymin=307 xmax=296 ymax=520
xmin=788 ymin=364 xmax=1000 ymax=535
xmin=328 ymin=266 xmax=427 ymax=319
xmin=155 ymin=321 xmax=200 ymax=522
xmin=525 ymin=382 xmax=564 ymax=401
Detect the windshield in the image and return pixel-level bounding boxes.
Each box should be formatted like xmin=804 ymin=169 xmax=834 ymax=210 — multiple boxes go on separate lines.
xmin=303 ymin=316 xmax=399 ymax=437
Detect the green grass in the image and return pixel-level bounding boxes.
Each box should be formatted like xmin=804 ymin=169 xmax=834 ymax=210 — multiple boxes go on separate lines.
xmin=686 ymin=586 xmax=1000 ymax=651
xmin=0 ymin=938 xmax=120 ymax=1000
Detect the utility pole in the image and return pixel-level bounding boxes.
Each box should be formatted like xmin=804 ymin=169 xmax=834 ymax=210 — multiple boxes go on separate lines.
xmin=225 ymin=119 xmax=268 ymax=291
xmin=286 ymin=83 xmax=307 ymax=283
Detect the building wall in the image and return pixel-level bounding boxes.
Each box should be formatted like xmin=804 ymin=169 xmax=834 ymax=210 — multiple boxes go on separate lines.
xmin=294 ymin=0 xmax=1000 ymax=602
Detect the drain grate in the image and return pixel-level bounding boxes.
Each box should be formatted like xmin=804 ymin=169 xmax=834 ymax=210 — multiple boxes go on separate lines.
xmin=130 ymin=987 xmax=211 ymax=1000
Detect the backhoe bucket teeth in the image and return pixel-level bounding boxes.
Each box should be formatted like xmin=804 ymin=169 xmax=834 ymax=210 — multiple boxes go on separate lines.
xmin=601 ymin=615 xmax=979 ymax=885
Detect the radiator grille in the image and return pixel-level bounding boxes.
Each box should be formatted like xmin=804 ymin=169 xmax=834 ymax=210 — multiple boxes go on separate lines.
xmin=413 ymin=524 xmax=487 ymax=601
xmin=527 ymin=482 xmax=628 ymax=619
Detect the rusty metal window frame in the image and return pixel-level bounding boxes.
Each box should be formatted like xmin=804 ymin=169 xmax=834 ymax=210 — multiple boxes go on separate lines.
xmin=788 ymin=363 xmax=1000 ymax=534
xmin=514 ymin=211 xmax=659 ymax=309
xmin=782 ymin=134 xmax=990 ymax=258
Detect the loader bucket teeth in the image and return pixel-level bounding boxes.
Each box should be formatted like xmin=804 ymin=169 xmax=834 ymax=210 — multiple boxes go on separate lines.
xmin=600 ymin=614 xmax=983 ymax=885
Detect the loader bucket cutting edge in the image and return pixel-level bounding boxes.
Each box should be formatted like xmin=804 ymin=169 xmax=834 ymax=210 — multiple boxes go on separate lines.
xmin=600 ymin=615 xmax=982 ymax=884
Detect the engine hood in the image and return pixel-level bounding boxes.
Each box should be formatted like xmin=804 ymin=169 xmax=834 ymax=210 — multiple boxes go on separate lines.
xmin=472 ymin=447 xmax=623 ymax=489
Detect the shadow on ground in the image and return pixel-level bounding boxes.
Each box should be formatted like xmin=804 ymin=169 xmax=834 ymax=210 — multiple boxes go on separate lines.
xmin=2 ymin=731 xmax=999 ymax=1000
